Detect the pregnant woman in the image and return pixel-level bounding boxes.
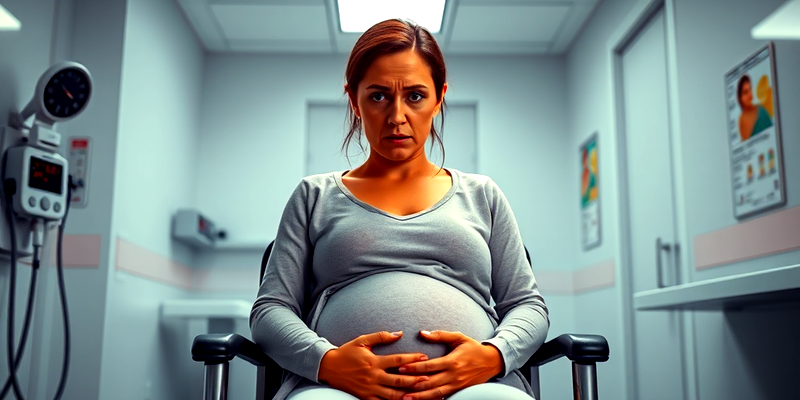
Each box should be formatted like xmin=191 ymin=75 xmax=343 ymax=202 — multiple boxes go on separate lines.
xmin=250 ymin=19 xmax=549 ymax=400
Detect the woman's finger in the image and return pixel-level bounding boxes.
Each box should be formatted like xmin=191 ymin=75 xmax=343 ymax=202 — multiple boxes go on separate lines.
xmin=419 ymin=330 xmax=468 ymax=346
xmin=376 ymin=353 xmax=429 ymax=370
xmin=352 ymin=331 xmax=404 ymax=349
xmin=378 ymin=372 xmax=429 ymax=389
xmin=379 ymin=386 xmax=418 ymax=400
xmin=399 ymin=356 xmax=450 ymax=374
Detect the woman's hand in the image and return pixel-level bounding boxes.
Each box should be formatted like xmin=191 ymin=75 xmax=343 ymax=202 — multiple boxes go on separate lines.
xmin=318 ymin=331 xmax=432 ymax=400
xmin=396 ymin=330 xmax=504 ymax=400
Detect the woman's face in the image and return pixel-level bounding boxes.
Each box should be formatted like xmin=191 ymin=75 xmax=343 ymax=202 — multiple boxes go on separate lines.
xmin=347 ymin=49 xmax=447 ymax=164
xmin=739 ymin=80 xmax=753 ymax=108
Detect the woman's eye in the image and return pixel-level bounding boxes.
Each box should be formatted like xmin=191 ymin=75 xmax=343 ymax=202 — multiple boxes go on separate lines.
xmin=370 ymin=93 xmax=386 ymax=102
xmin=409 ymin=92 xmax=424 ymax=102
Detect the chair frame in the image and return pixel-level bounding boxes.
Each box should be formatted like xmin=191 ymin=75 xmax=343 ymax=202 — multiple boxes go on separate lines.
xmin=192 ymin=242 xmax=609 ymax=400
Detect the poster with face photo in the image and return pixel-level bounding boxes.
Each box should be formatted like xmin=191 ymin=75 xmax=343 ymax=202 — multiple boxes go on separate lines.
xmin=724 ymin=43 xmax=785 ymax=219
xmin=580 ymin=133 xmax=600 ymax=250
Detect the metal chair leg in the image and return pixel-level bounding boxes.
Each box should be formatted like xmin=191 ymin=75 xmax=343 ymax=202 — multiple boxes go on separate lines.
xmin=529 ymin=365 xmax=541 ymax=400
xmin=256 ymin=365 xmax=267 ymax=400
xmin=204 ymin=362 xmax=230 ymax=400
xmin=571 ymin=362 xmax=598 ymax=400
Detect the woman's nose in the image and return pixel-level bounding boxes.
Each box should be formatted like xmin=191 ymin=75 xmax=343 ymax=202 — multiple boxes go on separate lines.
xmin=388 ymin=100 xmax=407 ymax=125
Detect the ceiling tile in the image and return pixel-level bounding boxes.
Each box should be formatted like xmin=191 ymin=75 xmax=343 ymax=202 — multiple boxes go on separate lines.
xmin=550 ymin=2 xmax=598 ymax=53
xmin=210 ymin=4 xmax=330 ymax=42
xmin=451 ymin=4 xmax=571 ymax=43
xmin=446 ymin=41 xmax=550 ymax=55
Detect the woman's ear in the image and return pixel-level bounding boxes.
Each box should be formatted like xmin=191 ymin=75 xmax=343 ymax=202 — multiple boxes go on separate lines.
xmin=344 ymin=84 xmax=361 ymax=118
xmin=434 ymin=82 xmax=448 ymax=115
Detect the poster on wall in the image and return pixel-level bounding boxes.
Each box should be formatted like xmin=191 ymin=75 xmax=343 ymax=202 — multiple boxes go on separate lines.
xmin=724 ymin=43 xmax=786 ymax=220
xmin=580 ymin=132 xmax=601 ymax=250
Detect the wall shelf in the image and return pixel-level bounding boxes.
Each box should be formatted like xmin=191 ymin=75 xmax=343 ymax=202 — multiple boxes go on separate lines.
xmin=634 ymin=264 xmax=800 ymax=311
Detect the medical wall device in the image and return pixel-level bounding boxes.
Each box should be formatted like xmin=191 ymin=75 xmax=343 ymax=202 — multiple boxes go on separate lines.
xmin=1 ymin=60 xmax=92 ymax=400
xmin=173 ymin=209 xmax=227 ymax=248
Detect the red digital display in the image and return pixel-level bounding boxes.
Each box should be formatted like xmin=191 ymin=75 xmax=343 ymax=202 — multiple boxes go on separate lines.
xmin=28 ymin=156 xmax=63 ymax=195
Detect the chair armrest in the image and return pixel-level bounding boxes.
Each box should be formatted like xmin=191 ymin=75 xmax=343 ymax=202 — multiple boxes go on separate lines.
xmin=191 ymin=333 xmax=275 ymax=368
xmin=524 ymin=333 xmax=609 ymax=368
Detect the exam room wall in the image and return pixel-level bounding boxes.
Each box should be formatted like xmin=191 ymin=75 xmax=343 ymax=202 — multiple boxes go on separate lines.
xmin=670 ymin=1 xmax=800 ymax=399
xmin=0 ymin=0 xmax=59 ymax=395
xmin=566 ymin=0 xmax=800 ymax=399
xmin=99 ymin=0 xmax=205 ymax=399
xmin=564 ymin=0 xmax=640 ymax=399
xmin=0 ymin=0 xmax=126 ymax=399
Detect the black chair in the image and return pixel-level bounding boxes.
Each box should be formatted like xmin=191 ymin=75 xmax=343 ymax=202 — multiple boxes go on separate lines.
xmin=192 ymin=241 xmax=609 ymax=400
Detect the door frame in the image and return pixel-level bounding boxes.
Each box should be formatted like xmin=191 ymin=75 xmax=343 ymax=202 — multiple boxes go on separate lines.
xmin=606 ymin=0 xmax=697 ymax=399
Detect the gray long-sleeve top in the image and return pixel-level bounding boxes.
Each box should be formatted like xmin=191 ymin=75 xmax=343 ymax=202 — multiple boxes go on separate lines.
xmin=250 ymin=169 xmax=550 ymax=399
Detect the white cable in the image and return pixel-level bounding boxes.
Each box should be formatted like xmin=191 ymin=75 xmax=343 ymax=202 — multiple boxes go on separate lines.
xmin=32 ymin=218 xmax=45 ymax=261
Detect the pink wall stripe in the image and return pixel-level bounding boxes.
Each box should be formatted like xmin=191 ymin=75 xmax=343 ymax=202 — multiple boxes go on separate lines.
xmin=535 ymin=259 xmax=616 ymax=295
xmin=115 ymin=238 xmax=193 ymax=290
xmin=694 ymin=204 xmax=800 ymax=270
xmin=192 ymin=268 xmax=260 ymax=292
xmin=44 ymin=234 xmax=102 ymax=268
xmin=535 ymin=270 xmax=574 ymax=295
xmin=573 ymin=259 xmax=615 ymax=293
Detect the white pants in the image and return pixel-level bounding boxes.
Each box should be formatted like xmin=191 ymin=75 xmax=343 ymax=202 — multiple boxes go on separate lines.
xmin=286 ymin=381 xmax=534 ymax=400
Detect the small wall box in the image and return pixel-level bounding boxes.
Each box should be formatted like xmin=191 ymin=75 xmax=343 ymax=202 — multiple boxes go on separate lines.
xmin=172 ymin=209 xmax=217 ymax=248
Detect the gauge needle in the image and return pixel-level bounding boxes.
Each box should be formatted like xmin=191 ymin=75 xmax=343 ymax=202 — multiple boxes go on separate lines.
xmin=62 ymin=85 xmax=73 ymax=99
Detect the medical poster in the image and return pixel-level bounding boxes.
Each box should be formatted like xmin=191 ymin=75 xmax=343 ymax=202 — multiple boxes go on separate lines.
xmin=724 ymin=43 xmax=786 ymax=219
xmin=580 ymin=133 xmax=600 ymax=250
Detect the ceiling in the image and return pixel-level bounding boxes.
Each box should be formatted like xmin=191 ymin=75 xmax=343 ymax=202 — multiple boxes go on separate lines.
xmin=174 ymin=0 xmax=601 ymax=55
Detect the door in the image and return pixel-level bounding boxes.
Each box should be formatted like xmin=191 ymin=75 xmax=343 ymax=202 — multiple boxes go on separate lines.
xmin=307 ymin=102 xmax=477 ymax=175
xmin=619 ymin=7 xmax=686 ymax=399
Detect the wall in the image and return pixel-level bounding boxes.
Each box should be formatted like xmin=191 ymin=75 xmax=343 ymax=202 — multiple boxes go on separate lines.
xmin=565 ymin=0 xmax=640 ymax=398
xmin=0 ymin=0 xmax=60 ymax=396
xmin=0 ymin=0 xmax=129 ymax=398
xmin=566 ymin=0 xmax=800 ymax=399
xmin=98 ymin=0 xmax=206 ymax=398
xmin=670 ymin=1 xmax=800 ymax=399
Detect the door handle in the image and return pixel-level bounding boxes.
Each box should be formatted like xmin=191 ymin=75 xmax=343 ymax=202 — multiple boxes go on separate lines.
xmin=656 ymin=238 xmax=671 ymax=288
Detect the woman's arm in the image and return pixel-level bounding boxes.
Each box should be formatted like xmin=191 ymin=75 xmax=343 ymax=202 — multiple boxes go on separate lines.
xmin=482 ymin=178 xmax=550 ymax=377
xmin=249 ymin=180 xmax=335 ymax=382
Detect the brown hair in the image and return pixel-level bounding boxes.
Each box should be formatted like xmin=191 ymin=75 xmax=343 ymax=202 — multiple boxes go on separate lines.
xmin=737 ymin=74 xmax=751 ymax=107
xmin=342 ymin=19 xmax=447 ymax=166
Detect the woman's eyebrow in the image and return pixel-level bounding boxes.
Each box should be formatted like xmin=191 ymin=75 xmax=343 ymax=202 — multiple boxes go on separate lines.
xmin=365 ymin=84 xmax=429 ymax=91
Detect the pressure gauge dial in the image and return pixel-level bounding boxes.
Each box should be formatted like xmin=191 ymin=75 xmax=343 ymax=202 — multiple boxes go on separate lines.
xmin=43 ymin=67 xmax=90 ymax=119
xmin=14 ymin=61 xmax=93 ymax=128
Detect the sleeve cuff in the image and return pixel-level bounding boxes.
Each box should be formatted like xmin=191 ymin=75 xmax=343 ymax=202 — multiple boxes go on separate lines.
xmin=306 ymin=339 xmax=338 ymax=383
xmin=481 ymin=336 xmax=517 ymax=378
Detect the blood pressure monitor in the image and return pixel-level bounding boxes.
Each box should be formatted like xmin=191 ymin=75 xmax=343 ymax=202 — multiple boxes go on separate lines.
xmin=2 ymin=61 xmax=91 ymax=222
xmin=4 ymin=146 xmax=68 ymax=221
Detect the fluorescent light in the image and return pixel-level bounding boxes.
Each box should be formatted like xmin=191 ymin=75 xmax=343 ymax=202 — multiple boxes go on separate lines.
xmin=751 ymin=0 xmax=800 ymax=40
xmin=338 ymin=0 xmax=446 ymax=33
xmin=0 ymin=4 xmax=20 ymax=31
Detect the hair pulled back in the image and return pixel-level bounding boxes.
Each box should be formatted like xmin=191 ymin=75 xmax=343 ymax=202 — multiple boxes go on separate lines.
xmin=342 ymin=19 xmax=447 ymax=165
xmin=737 ymin=74 xmax=751 ymax=107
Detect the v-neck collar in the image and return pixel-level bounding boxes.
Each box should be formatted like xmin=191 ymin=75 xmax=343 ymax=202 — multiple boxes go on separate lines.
xmin=333 ymin=168 xmax=459 ymax=221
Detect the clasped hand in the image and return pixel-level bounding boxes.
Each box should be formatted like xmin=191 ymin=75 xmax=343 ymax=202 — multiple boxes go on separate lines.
xmin=318 ymin=330 xmax=503 ymax=400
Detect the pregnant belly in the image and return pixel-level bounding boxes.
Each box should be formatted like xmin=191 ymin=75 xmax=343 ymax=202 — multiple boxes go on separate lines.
xmin=315 ymin=272 xmax=495 ymax=359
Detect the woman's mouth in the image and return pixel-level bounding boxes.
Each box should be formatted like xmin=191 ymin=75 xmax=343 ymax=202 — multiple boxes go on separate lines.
xmin=385 ymin=136 xmax=411 ymax=144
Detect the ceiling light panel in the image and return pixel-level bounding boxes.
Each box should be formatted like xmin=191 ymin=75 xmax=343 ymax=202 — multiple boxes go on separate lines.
xmin=0 ymin=4 xmax=21 ymax=31
xmin=337 ymin=0 xmax=446 ymax=33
